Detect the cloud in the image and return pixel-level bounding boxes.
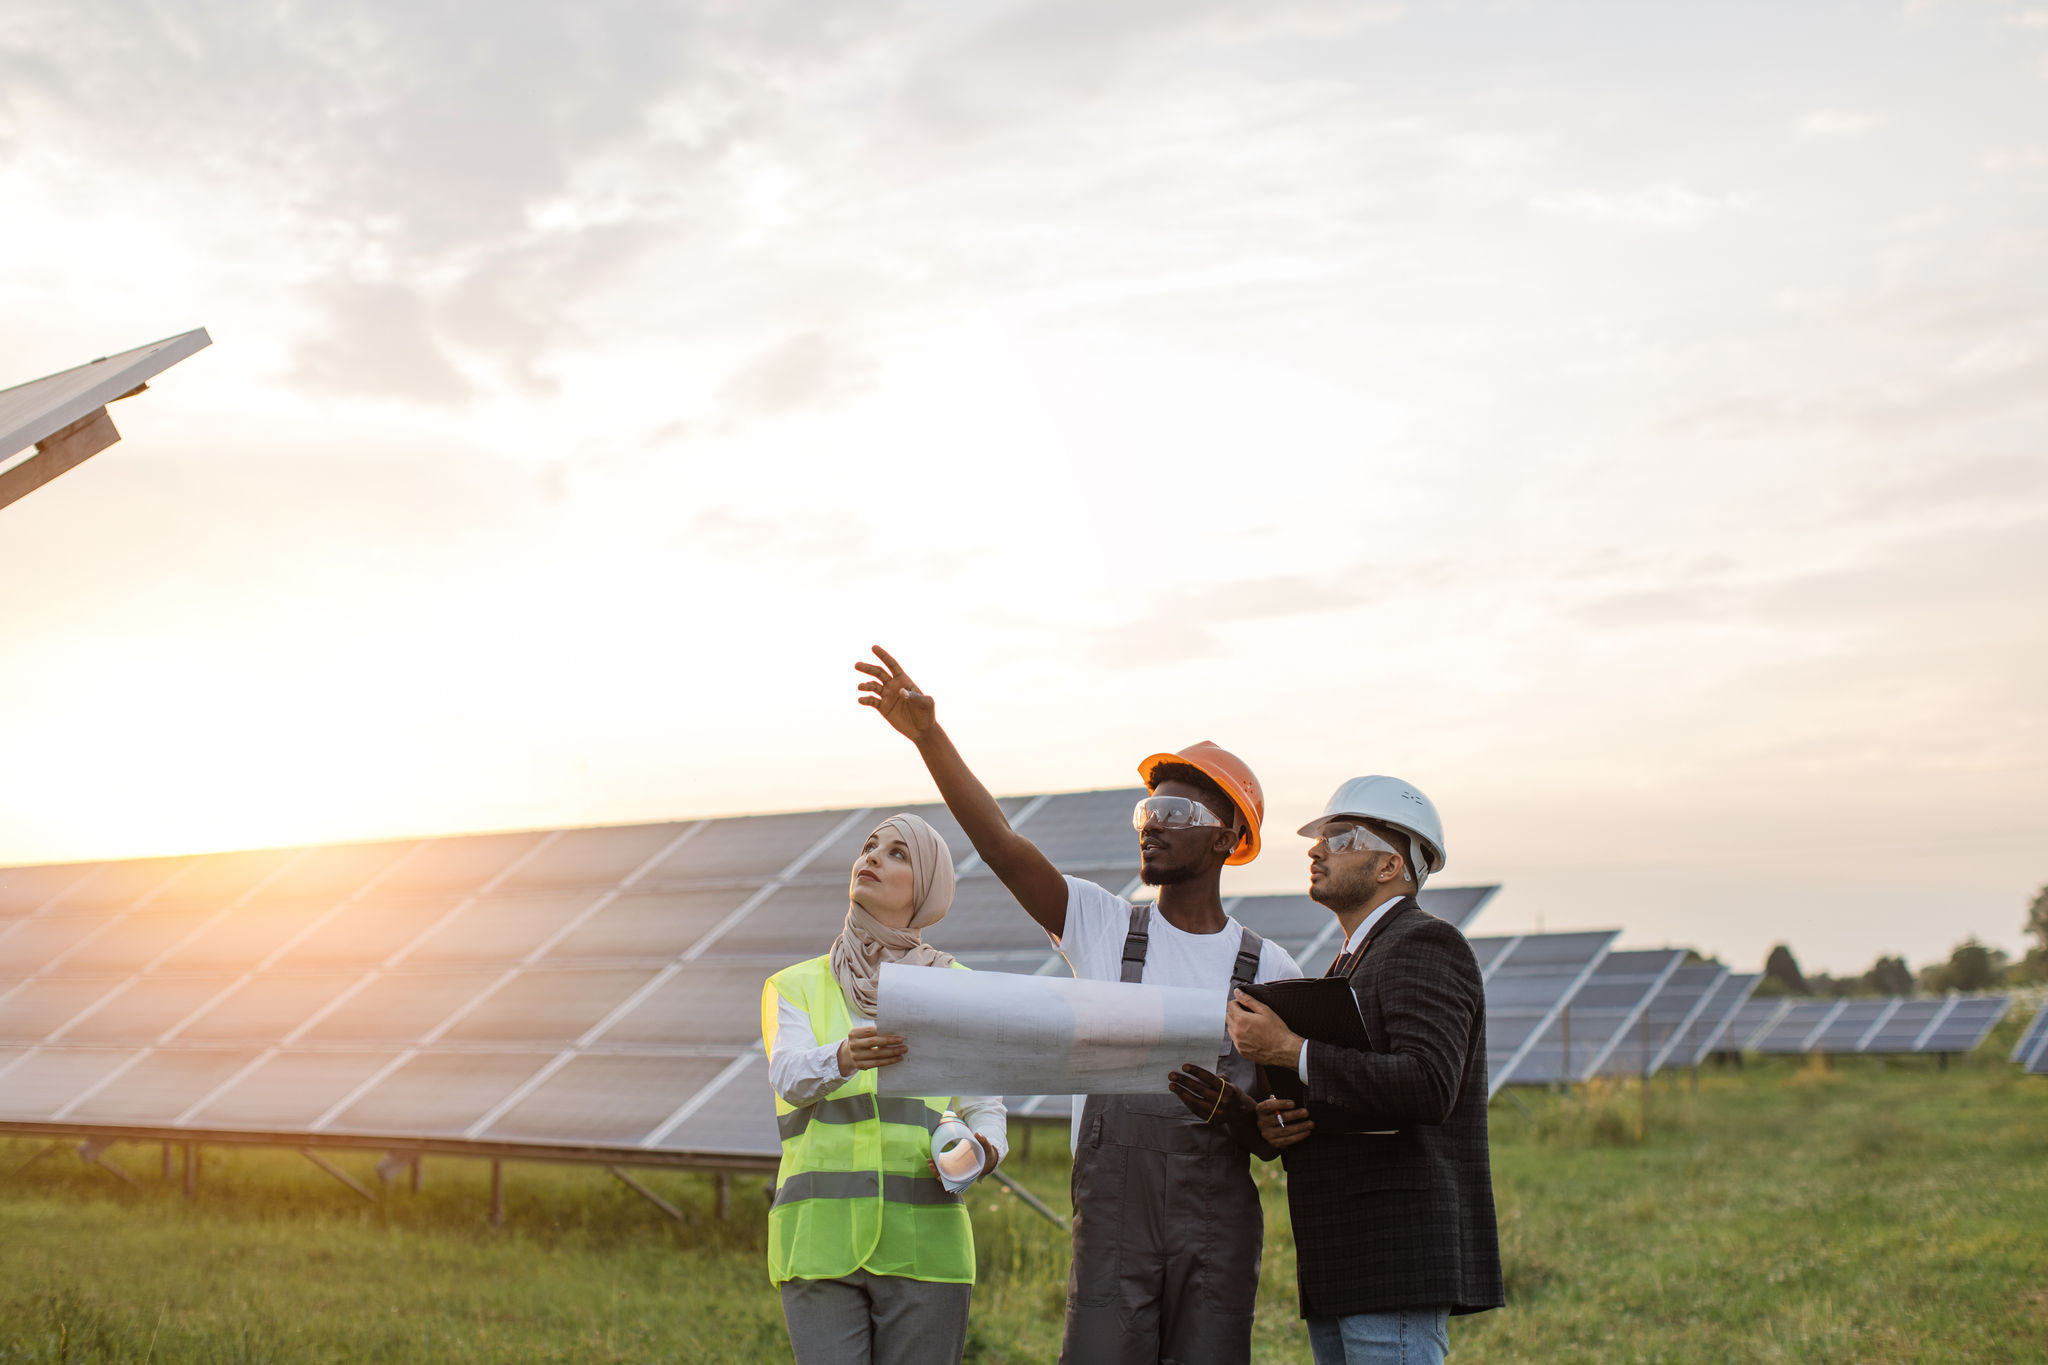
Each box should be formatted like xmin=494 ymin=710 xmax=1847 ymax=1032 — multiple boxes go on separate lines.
xmin=712 ymin=331 xmax=878 ymax=424
xmin=1531 ymin=182 xmax=1739 ymax=226
xmin=1083 ymin=575 xmax=1377 ymax=665
xmin=1797 ymin=109 xmax=1883 ymax=138
xmin=290 ymin=280 xmax=472 ymax=404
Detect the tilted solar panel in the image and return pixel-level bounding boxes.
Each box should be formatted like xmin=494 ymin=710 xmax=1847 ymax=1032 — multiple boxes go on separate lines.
xmin=2013 ymin=1001 xmax=2048 ymax=1064
xmin=1809 ymin=999 xmax=1897 ymax=1053
xmin=1914 ymin=996 xmax=2010 ymax=1054
xmin=2026 ymin=1023 xmax=2048 ymax=1075
xmin=1476 ymin=931 xmax=1617 ymax=1094
xmin=1859 ymin=998 xmax=1942 ymax=1053
xmin=1595 ymin=963 xmax=1729 ymax=1077
xmin=1670 ymin=973 xmax=1761 ymax=1066
xmin=1501 ymin=949 xmax=1687 ymax=1085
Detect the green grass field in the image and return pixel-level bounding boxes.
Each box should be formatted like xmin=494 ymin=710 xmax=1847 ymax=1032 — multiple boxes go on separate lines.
xmin=3 ymin=1031 xmax=2044 ymax=1364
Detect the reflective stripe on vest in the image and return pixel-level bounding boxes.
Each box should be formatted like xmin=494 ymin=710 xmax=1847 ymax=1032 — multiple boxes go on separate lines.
xmin=761 ymin=954 xmax=977 ymax=1287
xmin=770 ymin=1170 xmax=964 ymax=1209
xmin=775 ymin=1094 xmax=945 ymax=1141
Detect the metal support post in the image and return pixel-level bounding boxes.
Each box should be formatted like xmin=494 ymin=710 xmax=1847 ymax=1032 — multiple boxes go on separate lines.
xmin=302 ymin=1150 xmax=378 ymax=1203
xmin=75 ymin=1138 xmax=143 ymax=1189
xmin=490 ymin=1159 xmax=505 ymax=1227
xmin=411 ymin=1155 xmax=423 ymax=1193
xmin=608 ymin=1166 xmax=685 ymax=1223
xmin=716 ymin=1171 xmax=731 ymax=1220
xmin=990 ymin=1171 xmax=1068 ymax=1230
xmin=162 ymin=1142 xmax=174 ymax=1183
xmin=183 ymin=1143 xmax=197 ymax=1198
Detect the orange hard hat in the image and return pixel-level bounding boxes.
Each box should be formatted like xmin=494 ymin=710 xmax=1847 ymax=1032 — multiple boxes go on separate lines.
xmin=1136 ymin=741 xmax=1265 ymax=865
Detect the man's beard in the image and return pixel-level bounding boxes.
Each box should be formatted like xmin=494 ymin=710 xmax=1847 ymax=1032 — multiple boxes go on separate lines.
xmin=1140 ymin=859 xmax=1200 ymax=887
xmin=1309 ymin=866 xmax=1376 ymax=912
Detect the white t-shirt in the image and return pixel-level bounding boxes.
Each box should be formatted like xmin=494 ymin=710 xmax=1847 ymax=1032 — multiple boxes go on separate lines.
xmin=1054 ymin=876 xmax=1304 ymax=1149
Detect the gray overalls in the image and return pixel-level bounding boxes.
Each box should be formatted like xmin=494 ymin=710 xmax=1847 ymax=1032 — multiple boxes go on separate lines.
xmin=1061 ymin=904 xmax=1267 ymax=1365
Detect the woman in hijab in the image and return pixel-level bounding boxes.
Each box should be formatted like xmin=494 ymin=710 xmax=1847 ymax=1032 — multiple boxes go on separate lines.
xmin=762 ymin=812 xmax=1007 ymax=1365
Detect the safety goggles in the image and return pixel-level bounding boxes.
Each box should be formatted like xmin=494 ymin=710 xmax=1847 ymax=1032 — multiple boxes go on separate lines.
xmin=1132 ymin=795 xmax=1234 ymax=834
xmin=1307 ymin=821 xmax=1402 ymax=858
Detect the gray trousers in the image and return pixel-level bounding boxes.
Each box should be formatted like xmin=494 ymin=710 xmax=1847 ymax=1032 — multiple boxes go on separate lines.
xmin=780 ymin=1269 xmax=973 ymax=1365
xmin=1062 ymin=1093 xmax=1263 ymax=1365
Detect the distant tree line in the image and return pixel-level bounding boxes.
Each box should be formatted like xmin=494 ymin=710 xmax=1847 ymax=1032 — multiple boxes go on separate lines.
xmin=1755 ymin=883 xmax=2048 ymax=998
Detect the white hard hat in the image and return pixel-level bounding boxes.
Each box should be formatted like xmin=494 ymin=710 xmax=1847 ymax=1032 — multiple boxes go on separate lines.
xmin=1297 ymin=776 xmax=1447 ymax=887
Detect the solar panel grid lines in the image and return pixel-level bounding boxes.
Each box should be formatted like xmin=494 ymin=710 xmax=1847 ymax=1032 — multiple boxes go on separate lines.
xmin=639 ymin=1049 xmax=761 ymax=1149
xmin=1479 ymin=930 xmax=1619 ymax=1096
xmin=0 ymin=859 xmax=234 ymax=1099
xmin=1718 ymin=996 xmax=1790 ymax=1052
xmin=1808 ymin=998 xmax=1899 ymax=1054
xmin=1593 ymin=963 xmax=1729 ymax=1078
xmin=44 ymin=848 xmax=319 ymax=1049
xmin=1669 ymin=972 xmax=1761 ymax=1067
xmin=453 ymin=806 xmax=879 ymax=1146
xmin=1915 ymin=995 xmax=2012 ymax=1054
xmin=1505 ymin=948 xmax=1689 ymax=1086
xmin=0 ymin=858 xmax=201 ymax=1016
xmin=294 ymin=832 xmax=572 ymax=1133
xmin=2025 ymin=1016 xmax=2048 ymax=1074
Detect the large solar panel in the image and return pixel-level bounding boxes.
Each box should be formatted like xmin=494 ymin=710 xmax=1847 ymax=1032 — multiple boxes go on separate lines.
xmin=1499 ymin=949 xmax=1686 ymax=1086
xmin=1595 ymin=963 xmax=1729 ymax=1078
xmin=2014 ymin=1001 xmax=2048 ymax=1064
xmin=1809 ymin=998 xmax=1897 ymax=1053
xmin=1 ymin=329 xmax=211 ymax=511
xmin=2025 ymin=1014 xmax=2048 ymax=1075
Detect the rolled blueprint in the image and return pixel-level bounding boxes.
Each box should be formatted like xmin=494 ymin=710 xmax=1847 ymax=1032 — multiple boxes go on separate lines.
xmin=875 ymin=962 xmax=1227 ymax=1097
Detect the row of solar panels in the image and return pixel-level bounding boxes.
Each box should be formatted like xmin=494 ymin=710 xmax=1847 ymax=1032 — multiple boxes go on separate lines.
xmin=0 ymin=791 xmax=2029 ymax=1165
xmin=2013 ymin=1001 xmax=2048 ymax=1075
xmin=1707 ymin=993 xmax=2016 ymax=1059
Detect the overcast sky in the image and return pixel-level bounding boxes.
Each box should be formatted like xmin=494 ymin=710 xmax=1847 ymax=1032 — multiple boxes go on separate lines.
xmin=1 ymin=0 xmax=2043 ymax=975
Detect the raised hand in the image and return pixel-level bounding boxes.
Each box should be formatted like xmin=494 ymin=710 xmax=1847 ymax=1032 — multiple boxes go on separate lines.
xmin=855 ymin=645 xmax=938 ymax=741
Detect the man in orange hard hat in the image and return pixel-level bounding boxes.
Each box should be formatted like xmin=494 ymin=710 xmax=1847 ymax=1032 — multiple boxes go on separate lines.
xmin=857 ymin=646 xmax=1302 ymax=1365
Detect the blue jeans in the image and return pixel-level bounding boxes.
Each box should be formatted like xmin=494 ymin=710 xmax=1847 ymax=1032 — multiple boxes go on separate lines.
xmin=1306 ymin=1308 xmax=1450 ymax=1365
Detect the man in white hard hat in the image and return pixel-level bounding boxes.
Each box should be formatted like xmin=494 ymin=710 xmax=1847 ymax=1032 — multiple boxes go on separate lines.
xmin=1222 ymin=777 xmax=1503 ymax=1365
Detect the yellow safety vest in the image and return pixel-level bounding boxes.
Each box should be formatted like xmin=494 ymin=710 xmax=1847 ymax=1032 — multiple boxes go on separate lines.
xmin=761 ymin=955 xmax=977 ymax=1286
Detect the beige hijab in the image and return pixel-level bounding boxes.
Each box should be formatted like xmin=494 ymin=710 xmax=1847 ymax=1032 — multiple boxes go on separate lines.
xmin=831 ymin=813 xmax=958 ymax=1017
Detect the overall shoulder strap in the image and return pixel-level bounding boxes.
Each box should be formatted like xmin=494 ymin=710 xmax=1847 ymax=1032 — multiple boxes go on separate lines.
xmin=1229 ymin=925 xmax=1264 ymax=993
xmin=1120 ymin=902 xmax=1151 ymax=983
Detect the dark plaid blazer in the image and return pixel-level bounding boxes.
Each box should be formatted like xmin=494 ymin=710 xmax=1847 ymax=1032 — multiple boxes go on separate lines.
xmin=1282 ymin=897 xmax=1505 ymax=1318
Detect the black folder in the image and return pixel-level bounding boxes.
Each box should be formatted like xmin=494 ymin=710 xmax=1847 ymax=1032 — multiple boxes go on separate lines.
xmin=1239 ymin=977 xmax=1386 ymax=1134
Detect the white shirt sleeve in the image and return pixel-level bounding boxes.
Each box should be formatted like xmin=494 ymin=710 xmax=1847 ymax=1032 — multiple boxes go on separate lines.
xmin=954 ymin=1094 xmax=1010 ymax=1163
xmin=769 ymin=991 xmax=852 ymax=1107
xmin=770 ymin=986 xmax=1011 ymax=1162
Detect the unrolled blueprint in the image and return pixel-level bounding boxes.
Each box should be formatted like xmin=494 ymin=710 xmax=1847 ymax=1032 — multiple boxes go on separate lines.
xmin=874 ymin=962 xmax=1227 ymax=1096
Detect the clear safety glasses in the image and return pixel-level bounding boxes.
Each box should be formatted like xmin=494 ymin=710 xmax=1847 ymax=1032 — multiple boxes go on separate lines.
xmin=1132 ymin=795 xmax=1231 ymax=833
xmin=1309 ymin=822 xmax=1401 ymax=858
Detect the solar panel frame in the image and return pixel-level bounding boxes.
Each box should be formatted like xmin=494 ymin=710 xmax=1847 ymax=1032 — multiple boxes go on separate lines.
xmin=1860 ymin=997 xmax=1947 ymax=1053
xmin=1752 ymin=999 xmax=1843 ymax=1054
xmin=0 ymin=329 xmax=211 ymax=466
